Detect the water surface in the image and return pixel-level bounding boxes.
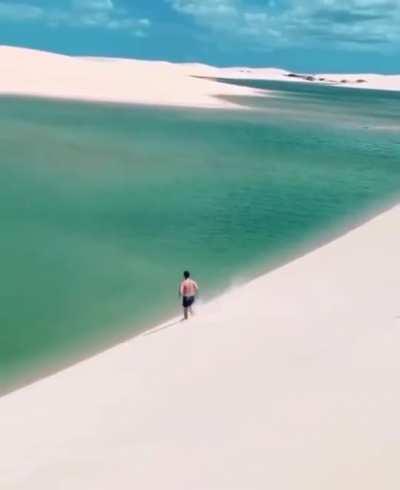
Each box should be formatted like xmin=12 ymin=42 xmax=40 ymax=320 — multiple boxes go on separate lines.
xmin=1 ymin=84 xmax=399 ymax=390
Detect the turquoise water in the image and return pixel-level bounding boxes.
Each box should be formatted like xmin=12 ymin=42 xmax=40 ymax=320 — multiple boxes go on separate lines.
xmin=1 ymin=83 xmax=400 ymax=390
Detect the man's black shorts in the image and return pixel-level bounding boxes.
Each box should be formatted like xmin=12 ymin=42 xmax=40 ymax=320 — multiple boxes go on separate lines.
xmin=182 ymin=296 xmax=195 ymax=308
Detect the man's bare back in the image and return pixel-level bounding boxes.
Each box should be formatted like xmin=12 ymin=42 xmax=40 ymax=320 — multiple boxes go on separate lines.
xmin=180 ymin=271 xmax=199 ymax=320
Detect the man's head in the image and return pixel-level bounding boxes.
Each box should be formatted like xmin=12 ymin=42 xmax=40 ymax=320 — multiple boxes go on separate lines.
xmin=183 ymin=270 xmax=190 ymax=279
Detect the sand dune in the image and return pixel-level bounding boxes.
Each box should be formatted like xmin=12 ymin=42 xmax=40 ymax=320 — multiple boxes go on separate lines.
xmin=0 ymin=205 xmax=399 ymax=489
xmin=0 ymin=46 xmax=257 ymax=109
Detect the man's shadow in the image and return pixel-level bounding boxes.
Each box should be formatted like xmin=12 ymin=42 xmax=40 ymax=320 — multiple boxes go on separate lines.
xmin=142 ymin=319 xmax=184 ymax=337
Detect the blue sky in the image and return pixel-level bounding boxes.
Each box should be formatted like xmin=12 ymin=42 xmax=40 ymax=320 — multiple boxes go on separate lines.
xmin=0 ymin=0 xmax=399 ymax=72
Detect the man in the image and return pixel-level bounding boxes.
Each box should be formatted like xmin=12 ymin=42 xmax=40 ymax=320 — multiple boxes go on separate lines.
xmin=179 ymin=270 xmax=199 ymax=320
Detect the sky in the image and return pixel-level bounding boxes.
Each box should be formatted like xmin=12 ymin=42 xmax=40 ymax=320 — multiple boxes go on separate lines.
xmin=0 ymin=0 xmax=399 ymax=73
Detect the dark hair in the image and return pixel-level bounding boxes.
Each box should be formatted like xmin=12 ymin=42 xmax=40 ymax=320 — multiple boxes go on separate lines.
xmin=183 ymin=270 xmax=190 ymax=279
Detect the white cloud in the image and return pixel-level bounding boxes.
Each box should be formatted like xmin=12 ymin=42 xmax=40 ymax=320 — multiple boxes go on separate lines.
xmin=171 ymin=0 xmax=237 ymax=18
xmin=168 ymin=0 xmax=400 ymax=51
xmin=72 ymin=0 xmax=114 ymax=11
xmin=0 ymin=2 xmax=43 ymax=21
xmin=0 ymin=0 xmax=151 ymax=36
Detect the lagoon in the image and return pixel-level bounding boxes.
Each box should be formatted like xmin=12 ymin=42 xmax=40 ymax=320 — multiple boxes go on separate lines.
xmin=1 ymin=82 xmax=399 ymax=389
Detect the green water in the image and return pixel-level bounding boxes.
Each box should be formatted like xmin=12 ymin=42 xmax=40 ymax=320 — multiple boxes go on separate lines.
xmin=1 ymin=82 xmax=400 ymax=390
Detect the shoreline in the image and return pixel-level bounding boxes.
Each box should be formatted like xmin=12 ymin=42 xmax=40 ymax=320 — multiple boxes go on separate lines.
xmin=0 ymin=89 xmax=259 ymax=111
xmin=0 ymin=91 xmax=258 ymax=113
xmin=1 ymin=203 xmax=399 ymax=488
xmin=1 ymin=196 xmax=397 ymax=397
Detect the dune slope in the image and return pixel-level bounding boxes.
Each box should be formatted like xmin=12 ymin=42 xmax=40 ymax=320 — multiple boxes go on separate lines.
xmin=0 ymin=205 xmax=399 ymax=489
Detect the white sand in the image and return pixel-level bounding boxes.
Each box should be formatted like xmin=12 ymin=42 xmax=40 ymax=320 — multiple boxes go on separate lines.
xmin=0 ymin=46 xmax=258 ymax=109
xmin=1 ymin=46 xmax=399 ymax=112
xmin=1 ymin=205 xmax=399 ymax=489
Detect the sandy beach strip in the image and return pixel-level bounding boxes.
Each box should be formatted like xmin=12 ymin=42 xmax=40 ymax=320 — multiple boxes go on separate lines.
xmin=0 ymin=204 xmax=399 ymax=489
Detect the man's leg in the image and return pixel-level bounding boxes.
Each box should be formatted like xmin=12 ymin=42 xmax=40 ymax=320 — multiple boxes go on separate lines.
xmin=183 ymin=306 xmax=189 ymax=320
